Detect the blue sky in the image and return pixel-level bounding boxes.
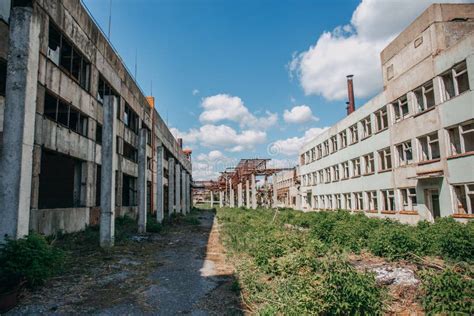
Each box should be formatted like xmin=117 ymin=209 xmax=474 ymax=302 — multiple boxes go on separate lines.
xmin=82 ymin=0 xmax=465 ymax=179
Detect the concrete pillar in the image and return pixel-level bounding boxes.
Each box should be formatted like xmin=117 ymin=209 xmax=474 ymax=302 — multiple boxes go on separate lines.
xmin=168 ymin=158 xmax=175 ymax=215
xmin=229 ymin=179 xmax=235 ymax=207
xmin=272 ymin=176 xmax=278 ymax=208
xmin=100 ymin=96 xmax=118 ymax=247
xmin=237 ymin=183 xmax=243 ymax=207
xmin=181 ymin=170 xmax=186 ymax=214
xmin=0 ymin=1 xmax=40 ymax=241
xmin=137 ymin=129 xmax=147 ymax=233
xmin=210 ymin=190 xmax=214 ymax=207
xmin=186 ymin=172 xmax=191 ymax=213
xmin=219 ymin=191 xmax=224 ymax=207
xmin=156 ymin=145 xmax=164 ymax=222
xmin=251 ymin=174 xmax=257 ymax=209
xmin=175 ymin=163 xmax=181 ymax=214
xmin=246 ymin=180 xmax=250 ymax=208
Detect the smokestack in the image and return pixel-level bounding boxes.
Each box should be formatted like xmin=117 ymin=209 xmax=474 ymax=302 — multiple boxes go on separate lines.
xmin=177 ymin=138 xmax=183 ymax=148
xmin=346 ymin=75 xmax=355 ymax=115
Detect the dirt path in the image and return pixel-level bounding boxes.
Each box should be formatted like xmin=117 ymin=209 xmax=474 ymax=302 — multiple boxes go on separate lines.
xmin=8 ymin=211 xmax=243 ymax=315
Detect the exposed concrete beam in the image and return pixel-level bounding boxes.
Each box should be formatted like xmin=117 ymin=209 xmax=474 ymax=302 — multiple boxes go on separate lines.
xmin=156 ymin=145 xmax=164 ymax=222
xmin=0 ymin=2 xmax=40 ymax=242
xmin=100 ymin=96 xmax=118 ymax=247
xmin=168 ymin=158 xmax=175 ymax=215
xmin=137 ymin=128 xmax=147 ymax=233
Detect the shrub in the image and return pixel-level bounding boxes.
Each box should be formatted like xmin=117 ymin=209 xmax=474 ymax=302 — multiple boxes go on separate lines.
xmin=146 ymin=214 xmax=163 ymax=233
xmin=421 ymin=268 xmax=474 ymax=314
xmin=368 ymin=225 xmax=419 ymax=260
xmin=431 ymin=217 xmax=474 ymax=261
xmin=0 ymin=233 xmax=65 ymax=288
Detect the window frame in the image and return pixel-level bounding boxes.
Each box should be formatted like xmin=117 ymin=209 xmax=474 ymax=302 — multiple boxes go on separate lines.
xmin=378 ymin=147 xmax=392 ymax=171
xmin=453 ymin=183 xmax=474 ymax=215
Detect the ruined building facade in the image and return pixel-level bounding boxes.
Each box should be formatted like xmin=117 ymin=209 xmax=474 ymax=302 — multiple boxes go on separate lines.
xmin=0 ymin=0 xmax=192 ymax=241
xmin=299 ymin=4 xmax=474 ymax=223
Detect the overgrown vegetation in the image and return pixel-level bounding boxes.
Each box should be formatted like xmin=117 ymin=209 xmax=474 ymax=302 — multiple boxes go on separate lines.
xmin=0 ymin=233 xmax=65 ymax=288
xmin=217 ymin=207 xmax=474 ymax=314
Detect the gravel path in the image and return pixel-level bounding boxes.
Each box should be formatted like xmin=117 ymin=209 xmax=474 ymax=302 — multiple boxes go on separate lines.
xmin=8 ymin=211 xmax=242 ymax=315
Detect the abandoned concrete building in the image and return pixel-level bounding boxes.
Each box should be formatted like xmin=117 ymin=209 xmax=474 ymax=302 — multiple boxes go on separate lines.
xmin=299 ymin=4 xmax=474 ymax=223
xmin=274 ymin=167 xmax=300 ymax=210
xmin=0 ymin=0 xmax=193 ymax=243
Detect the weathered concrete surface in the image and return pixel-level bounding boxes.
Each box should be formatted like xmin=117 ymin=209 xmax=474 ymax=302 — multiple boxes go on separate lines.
xmin=156 ymin=145 xmax=164 ymax=222
xmin=8 ymin=211 xmax=243 ymax=315
xmin=0 ymin=3 xmax=40 ymax=241
xmin=137 ymin=128 xmax=147 ymax=233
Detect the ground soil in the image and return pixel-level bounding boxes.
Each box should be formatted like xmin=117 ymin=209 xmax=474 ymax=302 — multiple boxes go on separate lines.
xmin=7 ymin=211 xmax=243 ymax=315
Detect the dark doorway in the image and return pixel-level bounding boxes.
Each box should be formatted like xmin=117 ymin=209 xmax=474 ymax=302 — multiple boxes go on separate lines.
xmin=38 ymin=150 xmax=82 ymax=209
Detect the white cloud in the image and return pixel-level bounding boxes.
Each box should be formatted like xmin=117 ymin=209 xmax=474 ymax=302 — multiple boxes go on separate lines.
xmin=192 ymin=150 xmax=238 ymax=180
xmin=270 ymin=127 xmax=328 ymax=156
xmin=199 ymin=94 xmax=278 ymax=130
xmin=192 ymin=89 xmax=200 ymax=96
xmin=171 ymin=124 xmax=267 ymax=152
xmin=283 ymin=105 xmax=319 ymax=124
xmin=289 ymin=0 xmax=470 ymax=101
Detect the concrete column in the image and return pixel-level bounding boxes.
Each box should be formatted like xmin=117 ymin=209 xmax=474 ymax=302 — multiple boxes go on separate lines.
xmin=229 ymin=179 xmax=235 ymax=207
xmin=100 ymin=96 xmax=118 ymax=247
xmin=175 ymin=163 xmax=181 ymax=214
xmin=186 ymin=172 xmax=191 ymax=213
xmin=251 ymin=174 xmax=257 ymax=209
xmin=246 ymin=180 xmax=250 ymax=208
xmin=210 ymin=190 xmax=214 ymax=207
xmin=156 ymin=145 xmax=164 ymax=222
xmin=137 ymin=129 xmax=147 ymax=233
xmin=272 ymin=176 xmax=278 ymax=208
xmin=0 ymin=1 xmax=40 ymax=241
xmin=219 ymin=191 xmax=223 ymax=207
xmin=237 ymin=183 xmax=243 ymax=207
xmin=168 ymin=158 xmax=175 ymax=215
xmin=181 ymin=170 xmax=186 ymax=214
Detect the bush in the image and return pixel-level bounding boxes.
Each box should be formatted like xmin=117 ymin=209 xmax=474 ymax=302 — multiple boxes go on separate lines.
xmin=368 ymin=225 xmax=419 ymax=260
xmin=146 ymin=214 xmax=163 ymax=233
xmin=431 ymin=218 xmax=474 ymax=261
xmin=0 ymin=233 xmax=65 ymax=288
xmin=421 ymin=268 xmax=474 ymax=314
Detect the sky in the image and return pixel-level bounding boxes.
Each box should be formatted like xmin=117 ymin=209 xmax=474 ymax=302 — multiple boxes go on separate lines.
xmin=82 ymin=0 xmax=472 ymax=180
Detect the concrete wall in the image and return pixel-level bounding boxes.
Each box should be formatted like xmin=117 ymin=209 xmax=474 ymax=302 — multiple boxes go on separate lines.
xmin=0 ymin=0 xmax=192 ymax=236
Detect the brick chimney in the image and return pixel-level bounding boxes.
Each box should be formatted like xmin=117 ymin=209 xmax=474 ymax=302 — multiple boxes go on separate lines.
xmin=346 ymin=75 xmax=355 ymax=115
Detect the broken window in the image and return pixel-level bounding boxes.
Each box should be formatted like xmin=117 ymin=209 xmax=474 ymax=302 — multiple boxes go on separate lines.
xmin=453 ymin=183 xmax=474 ymax=215
xmin=97 ymin=74 xmax=119 ymax=105
xmin=352 ymin=158 xmax=361 ymax=177
xmin=378 ymin=147 xmax=392 ymax=171
xmin=323 ymin=140 xmax=330 ymax=156
xmin=349 ymin=124 xmax=358 ymax=144
xmin=48 ymin=22 xmax=90 ymax=90
xmin=300 ymin=154 xmax=305 ymax=165
xmin=367 ymin=191 xmax=378 ymax=210
xmin=124 ymin=102 xmax=139 ymax=134
xmin=344 ymin=193 xmax=352 ymax=210
xmin=326 ymin=194 xmax=333 ymax=209
xmin=442 ymin=61 xmax=469 ymax=101
xmin=355 ymin=192 xmax=364 ymax=210
xmin=382 ymin=190 xmax=395 ymax=211
xmin=363 ymin=153 xmax=375 ymax=174
xmin=447 ymin=120 xmax=474 ymax=156
xmin=400 ymin=188 xmax=417 ymax=210
xmin=317 ymin=144 xmax=323 ymax=159
xmin=333 ymin=164 xmax=340 ymax=181
xmin=38 ymin=150 xmax=83 ymax=209
xmin=96 ymin=123 xmax=103 ymax=144
xmin=396 ymin=140 xmax=413 ymax=166
xmin=361 ymin=116 xmax=372 ymax=138
xmin=43 ymin=90 xmax=88 ymax=136
xmin=123 ymin=141 xmax=138 ymax=162
xmin=0 ymin=58 xmax=6 ymax=97
xmin=311 ymin=147 xmax=316 ymax=161
xmin=339 ymin=130 xmax=347 ymax=148
xmin=418 ymin=132 xmax=440 ymax=161
xmin=375 ymin=107 xmax=388 ymax=132
xmin=335 ymin=194 xmax=342 ymax=209
xmin=318 ymin=170 xmax=324 ymax=184
xmin=414 ymin=80 xmax=435 ymax=112
xmin=122 ymin=174 xmax=137 ymax=206
xmin=392 ymin=95 xmax=409 ymax=122
xmin=330 ymin=135 xmax=338 ymax=152
xmin=325 ymin=167 xmax=331 ymax=183
xmin=342 ymin=161 xmax=350 ymax=179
